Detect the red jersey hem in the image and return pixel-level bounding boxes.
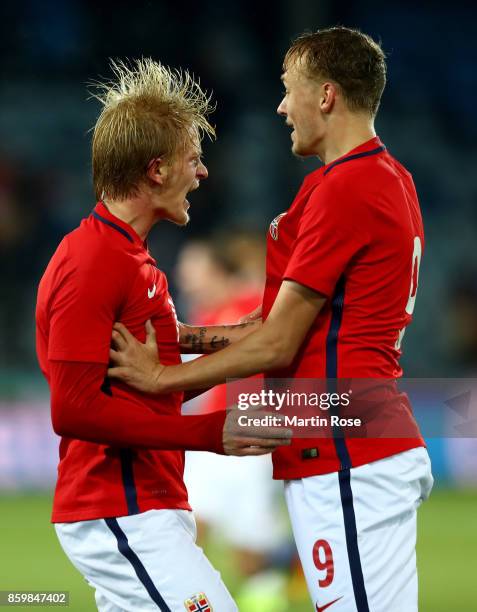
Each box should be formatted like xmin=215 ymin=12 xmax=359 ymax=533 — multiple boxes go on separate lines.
xmin=51 ymin=499 xmax=192 ymax=523
xmin=273 ymin=438 xmax=425 ymax=480
xmin=282 ymin=274 xmax=333 ymax=300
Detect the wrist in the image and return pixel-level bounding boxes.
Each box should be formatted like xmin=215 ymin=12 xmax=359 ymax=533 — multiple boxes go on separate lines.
xmin=152 ymin=364 xmax=167 ymax=393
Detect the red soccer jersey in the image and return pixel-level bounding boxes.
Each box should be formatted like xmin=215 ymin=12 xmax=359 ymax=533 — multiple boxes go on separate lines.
xmin=263 ymin=137 xmax=425 ymax=479
xmin=36 ymin=202 xmax=203 ymax=521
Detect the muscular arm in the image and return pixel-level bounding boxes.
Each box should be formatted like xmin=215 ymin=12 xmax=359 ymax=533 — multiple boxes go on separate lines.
xmin=50 ymin=360 xmax=227 ymax=451
xmin=178 ymin=320 xmax=261 ymax=354
xmin=109 ymin=280 xmax=326 ymax=393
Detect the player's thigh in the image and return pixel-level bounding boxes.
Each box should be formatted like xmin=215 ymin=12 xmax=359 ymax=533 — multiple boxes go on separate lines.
xmin=350 ymin=446 xmax=433 ymax=612
xmin=56 ymin=509 xmax=237 ymax=612
xmin=284 ymin=447 xmax=433 ymax=612
xmin=284 ymin=472 xmax=356 ymax=610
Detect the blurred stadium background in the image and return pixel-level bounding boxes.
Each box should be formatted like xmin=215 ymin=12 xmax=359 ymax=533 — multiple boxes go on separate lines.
xmin=1 ymin=1 xmax=476 ymax=610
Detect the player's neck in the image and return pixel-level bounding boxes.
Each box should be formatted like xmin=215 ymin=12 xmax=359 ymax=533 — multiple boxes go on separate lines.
xmin=102 ymin=196 xmax=155 ymax=241
xmin=320 ymin=115 xmax=376 ymax=165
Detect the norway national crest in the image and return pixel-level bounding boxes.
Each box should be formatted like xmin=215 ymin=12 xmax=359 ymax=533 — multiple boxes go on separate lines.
xmin=269 ymin=212 xmax=287 ymax=241
xmin=184 ymin=592 xmax=212 ymax=612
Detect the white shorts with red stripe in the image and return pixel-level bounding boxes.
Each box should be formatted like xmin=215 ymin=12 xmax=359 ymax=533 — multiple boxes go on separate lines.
xmin=284 ymin=446 xmax=433 ymax=612
xmin=55 ymin=509 xmax=237 ymax=612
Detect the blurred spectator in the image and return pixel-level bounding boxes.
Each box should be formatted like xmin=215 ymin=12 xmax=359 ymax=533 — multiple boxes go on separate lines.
xmin=175 ymin=231 xmax=264 ymax=333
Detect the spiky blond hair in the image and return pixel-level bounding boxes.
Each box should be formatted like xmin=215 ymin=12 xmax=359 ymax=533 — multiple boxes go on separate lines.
xmin=91 ymin=58 xmax=215 ymax=200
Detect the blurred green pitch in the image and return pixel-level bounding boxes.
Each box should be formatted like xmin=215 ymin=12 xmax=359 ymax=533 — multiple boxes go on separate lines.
xmin=0 ymin=489 xmax=475 ymax=611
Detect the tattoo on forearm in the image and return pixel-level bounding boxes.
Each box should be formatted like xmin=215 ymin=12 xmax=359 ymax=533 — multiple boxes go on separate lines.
xmin=180 ymin=321 xmax=257 ymax=353
xmin=210 ymin=336 xmax=230 ymax=349
xmin=183 ymin=327 xmax=207 ymax=352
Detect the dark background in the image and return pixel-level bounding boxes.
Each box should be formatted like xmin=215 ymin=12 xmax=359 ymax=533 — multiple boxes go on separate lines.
xmin=0 ymin=0 xmax=476 ymax=375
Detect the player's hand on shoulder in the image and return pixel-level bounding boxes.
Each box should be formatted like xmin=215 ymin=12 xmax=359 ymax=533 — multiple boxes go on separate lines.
xmin=222 ymin=407 xmax=292 ymax=456
xmin=108 ymin=320 xmax=165 ymax=393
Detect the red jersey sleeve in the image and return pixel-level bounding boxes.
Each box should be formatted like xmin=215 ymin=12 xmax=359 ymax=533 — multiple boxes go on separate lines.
xmin=50 ymin=360 xmax=227 ymax=453
xmin=47 ymin=241 xmax=128 ymax=363
xmin=284 ymin=176 xmax=371 ymax=298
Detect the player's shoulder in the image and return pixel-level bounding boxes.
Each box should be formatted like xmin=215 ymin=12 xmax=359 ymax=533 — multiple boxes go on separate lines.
xmin=324 ymin=147 xmax=414 ymax=193
xmin=63 ymin=219 xmax=136 ymax=277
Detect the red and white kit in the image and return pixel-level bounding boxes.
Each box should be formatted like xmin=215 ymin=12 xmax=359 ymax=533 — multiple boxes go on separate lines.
xmin=36 ymin=202 xmax=235 ymax=611
xmin=264 ymin=137 xmax=433 ymax=611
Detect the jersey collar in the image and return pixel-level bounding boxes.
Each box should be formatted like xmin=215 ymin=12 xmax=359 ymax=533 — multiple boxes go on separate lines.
xmin=92 ymin=201 xmax=146 ymax=249
xmin=322 ymin=136 xmax=386 ymax=176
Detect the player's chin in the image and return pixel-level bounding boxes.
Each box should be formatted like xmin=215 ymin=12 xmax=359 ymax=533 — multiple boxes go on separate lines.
xmin=171 ymin=205 xmax=190 ymax=226
xmin=291 ymin=138 xmax=303 ymax=156
xmin=292 ymin=141 xmax=312 ymax=158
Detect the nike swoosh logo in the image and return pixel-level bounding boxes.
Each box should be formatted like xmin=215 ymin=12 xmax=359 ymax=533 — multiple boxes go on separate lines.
xmin=147 ymin=284 xmax=156 ymax=299
xmin=316 ymin=596 xmax=343 ymax=612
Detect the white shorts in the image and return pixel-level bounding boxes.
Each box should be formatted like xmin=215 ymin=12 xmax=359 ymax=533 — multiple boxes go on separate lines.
xmin=284 ymin=447 xmax=433 ymax=612
xmin=55 ymin=509 xmax=237 ymax=612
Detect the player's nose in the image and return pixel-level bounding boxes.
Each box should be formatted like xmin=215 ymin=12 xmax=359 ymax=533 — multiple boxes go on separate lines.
xmin=197 ymin=160 xmax=208 ymax=180
xmin=277 ymin=98 xmax=287 ymax=116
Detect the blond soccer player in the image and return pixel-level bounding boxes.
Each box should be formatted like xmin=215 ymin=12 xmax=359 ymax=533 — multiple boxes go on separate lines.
xmin=36 ymin=59 xmax=291 ymax=612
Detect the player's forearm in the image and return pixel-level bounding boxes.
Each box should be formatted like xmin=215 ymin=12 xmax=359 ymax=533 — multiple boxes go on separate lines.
xmin=50 ymin=361 xmax=226 ymax=452
xmin=54 ymin=392 xmax=226 ymax=451
xmin=156 ymin=323 xmax=290 ymax=393
xmin=154 ymin=282 xmax=327 ymax=394
xmin=178 ymin=321 xmax=261 ymax=354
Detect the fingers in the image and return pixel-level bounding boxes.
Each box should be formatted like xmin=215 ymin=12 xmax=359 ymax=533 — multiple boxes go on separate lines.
xmin=227 ymin=437 xmax=290 ymax=456
xmin=111 ymin=330 xmax=127 ymax=351
xmin=109 ymin=348 xmax=130 ymax=367
xmin=237 ymin=305 xmax=262 ymax=324
xmin=107 ymin=366 xmax=127 ymax=380
xmin=250 ymin=426 xmax=292 ymax=440
xmin=145 ymin=320 xmax=158 ymax=351
xmin=112 ymin=321 xmax=134 ymax=342
xmin=236 ymin=446 xmax=277 ymax=456
xmin=145 ymin=319 xmax=155 ymax=336
xmin=237 ymin=437 xmax=291 ymax=448
xmin=229 ymin=419 xmax=292 ymax=440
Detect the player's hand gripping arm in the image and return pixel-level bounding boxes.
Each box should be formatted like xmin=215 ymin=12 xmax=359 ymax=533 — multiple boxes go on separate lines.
xmin=108 ymin=280 xmax=325 ymax=393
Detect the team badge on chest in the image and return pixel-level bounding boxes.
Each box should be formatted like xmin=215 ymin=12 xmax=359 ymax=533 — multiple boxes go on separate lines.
xmin=269 ymin=212 xmax=287 ymax=240
xmin=184 ymin=592 xmax=212 ymax=611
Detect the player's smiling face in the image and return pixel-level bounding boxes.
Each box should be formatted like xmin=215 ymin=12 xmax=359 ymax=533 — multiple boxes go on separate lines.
xmin=156 ymin=133 xmax=208 ymax=226
xmin=277 ymin=63 xmax=325 ymax=157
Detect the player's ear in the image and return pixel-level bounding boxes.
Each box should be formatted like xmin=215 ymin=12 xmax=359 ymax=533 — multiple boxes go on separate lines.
xmin=146 ymin=157 xmax=169 ymax=186
xmin=320 ymin=82 xmax=337 ymax=114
